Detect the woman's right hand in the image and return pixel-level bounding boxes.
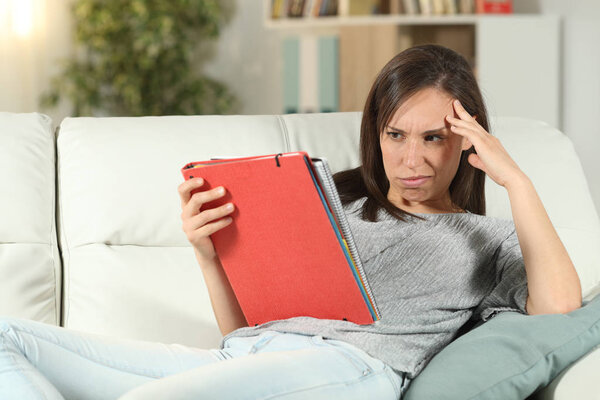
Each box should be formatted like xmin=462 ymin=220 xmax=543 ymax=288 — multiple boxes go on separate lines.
xmin=178 ymin=177 xmax=235 ymax=264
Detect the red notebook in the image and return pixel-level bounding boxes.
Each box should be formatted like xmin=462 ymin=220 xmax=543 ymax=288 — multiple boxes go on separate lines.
xmin=181 ymin=152 xmax=378 ymax=326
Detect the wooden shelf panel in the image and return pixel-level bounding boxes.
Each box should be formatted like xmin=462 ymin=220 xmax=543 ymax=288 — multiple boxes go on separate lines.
xmin=265 ymin=14 xmax=540 ymax=30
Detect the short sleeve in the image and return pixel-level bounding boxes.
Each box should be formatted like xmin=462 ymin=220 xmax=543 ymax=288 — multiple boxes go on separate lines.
xmin=474 ymin=229 xmax=529 ymax=322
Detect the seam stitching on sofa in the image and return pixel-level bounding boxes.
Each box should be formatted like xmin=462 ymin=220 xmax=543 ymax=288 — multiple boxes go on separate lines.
xmin=54 ymin=124 xmax=71 ymax=328
xmin=0 ymin=242 xmax=55 ymax=245
xmin=51 ymin=124 xmax=59 ymax=327
xmin=276 ymin=115 xmax=291 ymax=152
xmin=67 ymin=243 xmax=193 ymax=250
xmin=466 ymin=310 xmax=600 ymax=399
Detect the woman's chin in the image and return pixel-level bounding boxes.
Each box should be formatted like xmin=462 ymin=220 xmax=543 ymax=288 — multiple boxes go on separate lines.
xmin=399 ymin=189 xmax=429 ymax=202
xmin=390 ymin=191 xmax=431 ymax=207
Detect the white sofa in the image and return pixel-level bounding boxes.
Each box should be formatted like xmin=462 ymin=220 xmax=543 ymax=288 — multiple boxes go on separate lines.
xmin=1 ymin=111 xmax=599 ymax=399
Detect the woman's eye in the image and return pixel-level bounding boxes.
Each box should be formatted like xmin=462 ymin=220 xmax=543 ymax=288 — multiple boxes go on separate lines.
xmin=425 ymin=135 xmax=443 ymax=142
xmin=387 ymin=132 xmax=403 ymax=140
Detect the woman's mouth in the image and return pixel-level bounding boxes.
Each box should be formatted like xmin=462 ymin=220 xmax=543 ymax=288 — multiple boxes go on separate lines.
xmin=400 ymin=176 xmax=430 ymax=187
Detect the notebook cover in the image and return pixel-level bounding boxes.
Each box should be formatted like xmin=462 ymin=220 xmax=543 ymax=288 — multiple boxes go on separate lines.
xmin=181 ymin=152 xmax=374 ymax=326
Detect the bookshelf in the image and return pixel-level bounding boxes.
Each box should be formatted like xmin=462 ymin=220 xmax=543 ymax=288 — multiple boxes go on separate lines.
xmin=266 ymin=14 xmax=499 ymax=29
xmin=264 ymin=1 xmax=561 ymax=129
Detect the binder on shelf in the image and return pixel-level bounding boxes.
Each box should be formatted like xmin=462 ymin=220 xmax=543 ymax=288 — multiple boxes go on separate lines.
xmin=181 ymin=152 xmax=380 ymax=327
xmin=299 ymin=35 xmax=319 ymax=113
xmin=318 ymin=35 xmax=339 ymax=112
xmin=283 ymin=37 xmax=300 ymax=114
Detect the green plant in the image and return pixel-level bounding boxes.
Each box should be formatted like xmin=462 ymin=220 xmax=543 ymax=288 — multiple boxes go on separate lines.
xmin=42 ymin=0 xmax=238 ymax=116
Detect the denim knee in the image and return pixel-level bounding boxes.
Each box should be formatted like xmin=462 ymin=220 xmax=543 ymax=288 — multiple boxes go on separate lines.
xmin=0 ymin=316 xmax=23 ymax=334
xmin=0 ymin=316 xmax=17 ymax=351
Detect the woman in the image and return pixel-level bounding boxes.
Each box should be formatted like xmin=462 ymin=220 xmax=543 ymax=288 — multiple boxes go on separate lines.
xmin=0 ymin=45 xmax=581 ymax=400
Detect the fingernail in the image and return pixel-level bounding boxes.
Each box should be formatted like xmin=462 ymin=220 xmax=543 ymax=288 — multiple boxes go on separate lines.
xmin=225 ymin=203 xmax=234 ymax=211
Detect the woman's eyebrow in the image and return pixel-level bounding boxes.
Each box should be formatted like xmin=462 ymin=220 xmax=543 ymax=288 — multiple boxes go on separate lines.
xmin=386 ymin=126 xmax=446 ymax=134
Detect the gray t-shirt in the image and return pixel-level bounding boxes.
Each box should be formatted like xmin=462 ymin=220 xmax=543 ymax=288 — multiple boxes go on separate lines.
xmin=222 ymin=197 xmax=529 ymax=379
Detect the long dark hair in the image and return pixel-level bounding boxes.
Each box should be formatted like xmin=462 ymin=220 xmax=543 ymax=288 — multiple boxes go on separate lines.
xmin=334 ymin=44 xmax=488 ymax=222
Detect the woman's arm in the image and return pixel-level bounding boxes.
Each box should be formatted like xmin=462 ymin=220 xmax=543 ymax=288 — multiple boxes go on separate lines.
xmin=194 ymin=250 xmax=248 ymax=336
xmin=505 ymin=173 xmax=582 ymax=314
xmin=179 ymin=177 xmax=248 ymax=336
xmin=447 ymin=100 xmax=582 ymax=315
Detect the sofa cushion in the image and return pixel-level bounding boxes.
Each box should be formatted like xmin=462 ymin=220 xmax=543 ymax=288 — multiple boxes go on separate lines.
xmin=403 ymin=295 xmax=600 ymax=400
xmin=56 ymin=115 xmax=289 ymax=347
xmin=0 ymin=112 xmax=61 ymax=324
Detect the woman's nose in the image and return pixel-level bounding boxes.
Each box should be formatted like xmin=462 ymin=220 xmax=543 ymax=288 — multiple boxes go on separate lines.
xmin=403 ymin=140 xmax=424 ymax=168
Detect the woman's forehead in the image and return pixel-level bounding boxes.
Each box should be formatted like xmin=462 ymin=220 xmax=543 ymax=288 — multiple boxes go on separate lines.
xmin=387 ymin=89 xmax=454 ymax=129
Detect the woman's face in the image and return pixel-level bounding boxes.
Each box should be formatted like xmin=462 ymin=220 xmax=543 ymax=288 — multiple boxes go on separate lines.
xmin=380 ymin=87 xmax=472 ymax=213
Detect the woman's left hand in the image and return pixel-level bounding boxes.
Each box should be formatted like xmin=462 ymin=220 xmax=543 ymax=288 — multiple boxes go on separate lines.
xmin=446 ymin=99 xmax=525 ymax=188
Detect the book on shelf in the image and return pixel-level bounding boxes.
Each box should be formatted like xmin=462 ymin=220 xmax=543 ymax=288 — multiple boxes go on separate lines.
xmin=390 ymin=0 xmax=404 ymax=14
xmin=342 ymin=0 xmax=391 ymax=15
xmin=287 ymin=0 xmax=306 ymax=17
xmin=402 ymin=0 xmax=419 ymax=15
xmin=419 ymin=0 xmax=432 ymax=15
xmin=475 ymin=0 xmax=512 ymax=13
xmin=181 ymin=152 xmax=380 ymax=326
xmin=270 ymin=0 xmax=485 ymax=18
xmin=458 ymin=0 xmax=475 ymax=13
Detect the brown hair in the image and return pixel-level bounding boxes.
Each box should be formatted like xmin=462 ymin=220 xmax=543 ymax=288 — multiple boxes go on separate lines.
xmin=334 ymin=44 xmax=488 ymax=222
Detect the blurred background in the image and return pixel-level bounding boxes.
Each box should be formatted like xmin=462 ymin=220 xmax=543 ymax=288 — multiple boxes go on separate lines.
xmin=1 ymin=0 xmax=599 ymax=211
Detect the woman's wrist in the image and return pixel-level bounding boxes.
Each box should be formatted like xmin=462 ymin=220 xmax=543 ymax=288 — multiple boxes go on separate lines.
xmin=193 ymin=248 xmax=221 ymax=270
xmin=503 ymin=170 xmax=532 ymax=194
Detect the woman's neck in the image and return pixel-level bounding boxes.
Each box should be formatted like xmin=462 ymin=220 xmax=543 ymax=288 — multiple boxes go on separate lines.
xmin=387 ymin=193 xmax=463 ymax=214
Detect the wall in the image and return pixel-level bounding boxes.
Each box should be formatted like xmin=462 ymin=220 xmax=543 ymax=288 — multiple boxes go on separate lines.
xmin=512 ymin=0 xmax=600 ymax=219
xmin=0 ymin=0 xmax=73 ymax=126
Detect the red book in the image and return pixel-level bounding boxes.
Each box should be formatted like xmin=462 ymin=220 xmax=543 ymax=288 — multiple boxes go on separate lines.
xmin=476 ymin=0 xmax=512 ymax=13
xmin=181 ymin=152 xmax=379 ymax=326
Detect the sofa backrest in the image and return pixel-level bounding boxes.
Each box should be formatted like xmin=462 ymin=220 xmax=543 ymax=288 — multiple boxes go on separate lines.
xmin=0 ymin=112 xmax=61 ymax=325
xmin=55 ymin=113 xmax=366 ymax=348
xmin=2 ymin=111 xmax=599 ymax=348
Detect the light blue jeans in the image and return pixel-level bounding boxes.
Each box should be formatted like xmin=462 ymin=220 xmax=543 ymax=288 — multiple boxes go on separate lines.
xmin=0 ymin=317 xmax=410 ymax=399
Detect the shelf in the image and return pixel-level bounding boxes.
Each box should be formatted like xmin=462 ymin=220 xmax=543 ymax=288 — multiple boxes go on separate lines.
xmin=265 ymin=14 xmax=537 ymax=30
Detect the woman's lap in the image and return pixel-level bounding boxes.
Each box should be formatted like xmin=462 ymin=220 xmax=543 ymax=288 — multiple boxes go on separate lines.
xmin=0 ymin=317 xmax=404 ymax=400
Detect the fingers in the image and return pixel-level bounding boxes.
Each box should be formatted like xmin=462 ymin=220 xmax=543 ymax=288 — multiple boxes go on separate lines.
xmin=445 ymin=114 xmax=479 ymax=143
xmin=178 ymin=177 xmax=205 ymax=209
xmin=191 ymin=216 xmax=234 ymax=239
xmin=446 ymin=100 xmax=488 ymax=146
xmin=179 ymin=179 xmax=235 ymax=241
xmin=191 ymin=202 xmax=235 ymax=235
xmin=452 ymin=99 xmax=475 ymax=122
xmin=179 ymin=178 xmax=229 ymax=219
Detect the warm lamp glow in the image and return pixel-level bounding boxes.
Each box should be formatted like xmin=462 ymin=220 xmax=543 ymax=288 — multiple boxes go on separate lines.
xmin=11 ymin=0 xmax=34 ymax=37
